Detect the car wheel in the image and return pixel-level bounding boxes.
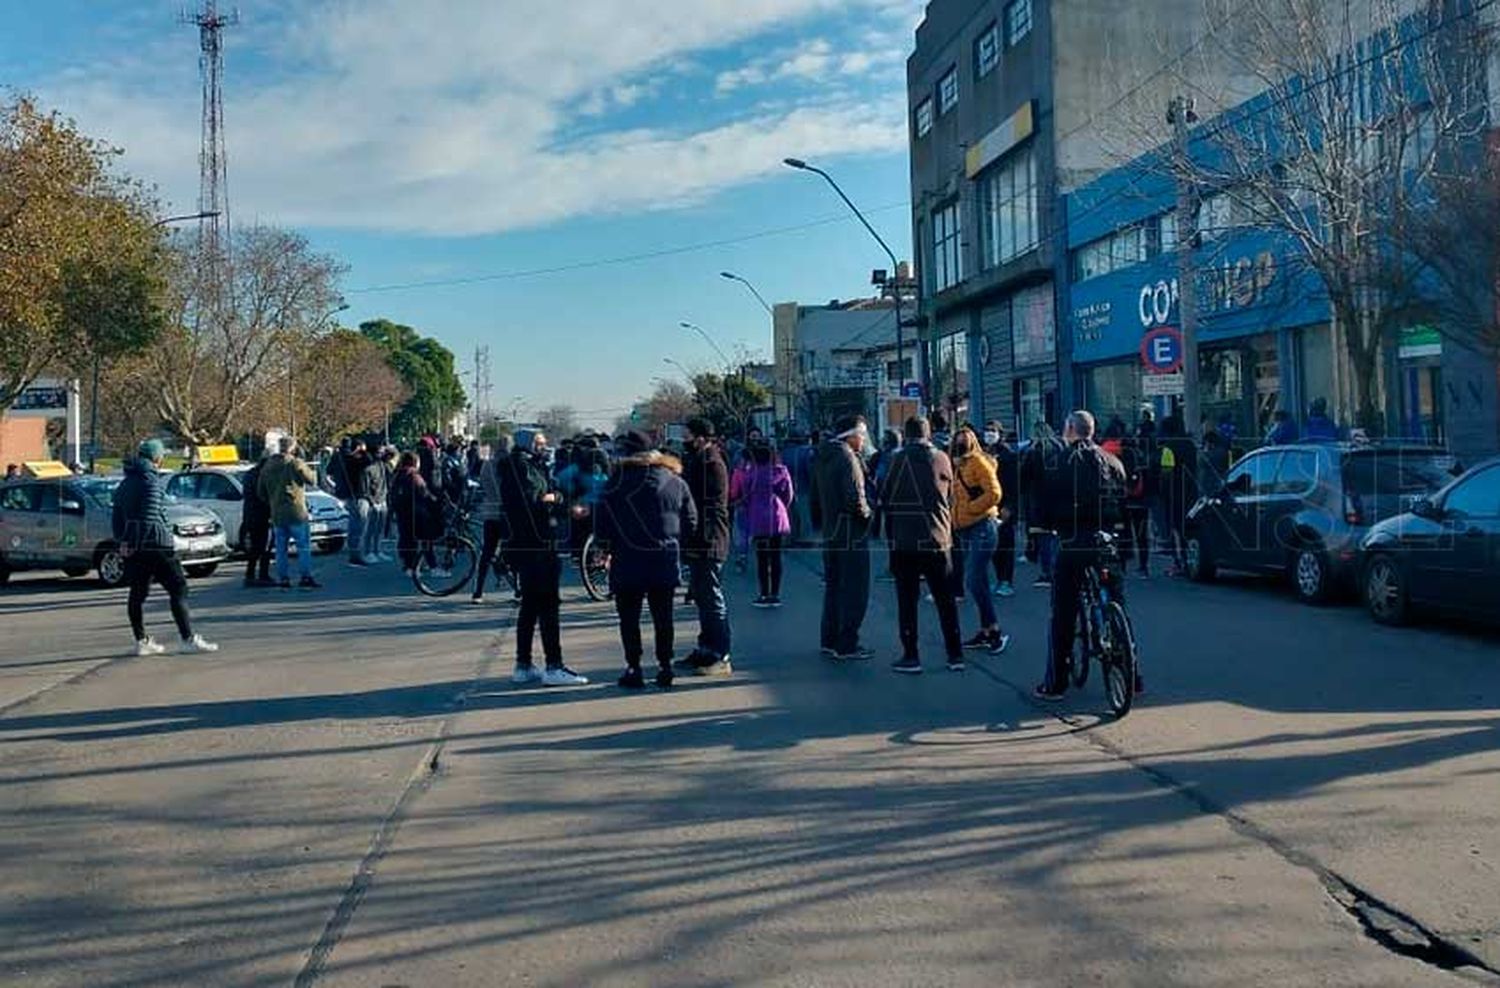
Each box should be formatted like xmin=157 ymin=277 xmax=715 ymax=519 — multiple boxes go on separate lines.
xmin=1291 ymin=546 xmax=1330 ymax=604
xmin=1364 ymin=554 xmax=1409 ymax=626
xmin=1185 ymin=534 xmax=1215 ymax=582
xmin=97 ymin=545 xmax=126 ymax=588
xmin=184 ymin=563 xmax=219 ymax=579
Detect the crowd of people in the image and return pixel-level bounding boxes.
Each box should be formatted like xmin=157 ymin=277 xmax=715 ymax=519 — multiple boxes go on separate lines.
xmin=111 ymin=402 xmax=1176 ymax=700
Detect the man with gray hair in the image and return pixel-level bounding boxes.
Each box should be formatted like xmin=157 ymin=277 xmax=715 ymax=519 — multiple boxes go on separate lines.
xmin=810 ymin=414 xmax=874 ymax=660
xmin=1034 ymin=409 xmax=1129 ymax=701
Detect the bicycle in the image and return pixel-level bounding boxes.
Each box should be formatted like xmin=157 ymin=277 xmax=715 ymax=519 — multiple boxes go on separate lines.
xmin=412 ymin=497 xmax=482 ymax=598
xmin=1068 ymin=531 xmax=1139 ymax=718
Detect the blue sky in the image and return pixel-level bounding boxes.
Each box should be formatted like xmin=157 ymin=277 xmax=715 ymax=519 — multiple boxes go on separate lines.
xmin=1 ymin=0 xmax=921 ymax=429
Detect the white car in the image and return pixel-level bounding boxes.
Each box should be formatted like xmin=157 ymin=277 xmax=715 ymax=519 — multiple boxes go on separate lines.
xmin=166 ymin=466 xmax=350 ymax=556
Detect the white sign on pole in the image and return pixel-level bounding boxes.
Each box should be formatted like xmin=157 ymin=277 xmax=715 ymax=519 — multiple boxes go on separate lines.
xmin=1142 ymin=372 xmax=1186 ymax=397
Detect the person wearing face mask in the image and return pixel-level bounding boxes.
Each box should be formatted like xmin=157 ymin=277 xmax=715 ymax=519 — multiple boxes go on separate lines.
xmin=984 ymin=421 xmax=1019 ymax=597
xmin=499 ymin=429 xmax=588 ymax=687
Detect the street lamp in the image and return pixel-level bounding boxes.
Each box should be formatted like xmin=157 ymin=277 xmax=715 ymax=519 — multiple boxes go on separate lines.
xmin=782 ymin=157 xmax=909 ymax=402
xmin=719 ymin=271 xmax=773 ymax=316
xmin=85 ymin=211 xmax=223 ymax=471
xmin=678 ymin=321 xmax=733 ymax=368
xmin=662 ymin=356 xmax=694 ymax=382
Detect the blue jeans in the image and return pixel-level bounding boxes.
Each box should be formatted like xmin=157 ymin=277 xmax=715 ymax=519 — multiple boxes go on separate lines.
xmin=958 ymin=517 xmax=999 ymax=629
xmin=688 ymin=558 xmax=732 ymax=660
xmin=274 ymin=522 xmax=314 ymax=581
xmin=1038 ymin=532 xmax=1059 ymax=581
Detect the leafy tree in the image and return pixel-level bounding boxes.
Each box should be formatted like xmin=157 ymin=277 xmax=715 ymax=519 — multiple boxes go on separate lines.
xmin=692 ymin=371 xmax=771 ymax=439
xmin=293 ymin=330 xmax=410 ymax=449
xmin=0 ymin=96 xmax=166 ymax=412
xmin=359 ymin=319 xmax=467 ymax=442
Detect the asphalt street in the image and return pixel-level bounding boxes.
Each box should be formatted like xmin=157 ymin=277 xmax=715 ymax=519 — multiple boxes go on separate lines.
xmin=0 ymin=548 xmax=1497 ymax=987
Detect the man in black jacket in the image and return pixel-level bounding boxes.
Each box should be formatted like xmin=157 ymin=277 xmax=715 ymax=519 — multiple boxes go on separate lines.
xmin=499 ymin=429 xmax=587 ymax=687
xmin=113 ymin=440 xmax=217 ymax=656
xmin=679 ymin=418 xmax=733 ymax=676
xmin=810 ymin=414 xmax=873 ymax=660
xmin=880 ymin=416 xmax=964 ymax=673
xmin=985 ymin=421 xmax=1019 ymax=596
xmin=1034 ymin=411 xmax=1127 ymax=701
xmin=241 ymin=452 xmax=273 ymax=587
xmin=596 ymin=430 xmax=698 ymax=690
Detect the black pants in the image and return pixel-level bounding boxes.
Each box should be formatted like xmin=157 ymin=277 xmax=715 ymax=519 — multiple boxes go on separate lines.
xmin=948 ymin=540 xmax=966 ymax=599
xmin=243 ymin=516 xmax=270 ymax=581
xmin=125 ymin=550 xmax=193 ymax=642
xmin=396 ymin=515 xmax=436 ymax=572
xmin=992 ymin=515 xmax=1017 ymax=585
xmin=1045 ymin=545 xmax=1098 ymax=693
xmin=754 ymin=535 xmax=784 ymax=598
xmin=820 ymin=540 xmax=870 ymax=654
xmin=514 ymin=550 xmax=563 ymax=667
xmin=615 ymin=586 xmax=676 ymax=669
xmin=473 ymin=519 xmax=509 ymax=596
xmin=1123 ymin=506 xmax=1151 ymax=572
xmin=890 ymin=549 xmax=962 ymax=661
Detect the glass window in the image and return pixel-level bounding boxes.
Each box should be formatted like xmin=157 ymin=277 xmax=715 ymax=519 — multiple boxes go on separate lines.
xmin=934 ymin=332 xmax=971 ymax=422
xmin=914 ymin=99 xmax=933 ymax=138
xmin=198 ymin=473 xmax=238 ymax=501
xmin=1444 ymin=466 xmax=1500 ymax=518
xmin=1344 ymin=452 xmax=1454 ymax=497
xmin=34 ymin=484 xmax=60 ymax=513
xmin=1082 ymin=363 xmax=1143 ymax=431
xmin=1157 ymin=210 xmax=1178 ymax=254
xmin=166 ymin=474 xmax=199 ymax=499
xmin=1273 ymin=450 xmax=1320 ymax=495
xmin=1 ymin=484 xmax=38 ymax=512
xmin=976 ymin=23 xmax=1000 ymax=77
xmin=977 ymin=145 xmax=1037 ymax=270
xmin=932 ymin=202 xmax=963 ymax=292
xmin=885 ymin=358 xmax=913 ymax=383
xmin=938 ymin=68 xmax=959 ymax=115
xmin=1006 ymin=0 xmax=1032 ymax=45
xmin=1226 ymin=451 xmax=1283 ymax=497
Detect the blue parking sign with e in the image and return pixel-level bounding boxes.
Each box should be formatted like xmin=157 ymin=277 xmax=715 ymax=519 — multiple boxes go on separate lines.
xmin=1140 ymin=327 xmax=1184 ymax=374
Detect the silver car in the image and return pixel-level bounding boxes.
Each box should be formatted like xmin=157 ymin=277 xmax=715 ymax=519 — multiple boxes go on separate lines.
xmin=0 ymin=477 xmax=230 ymax=588
xmin=165 ymin=466 xmax=350 ymax=555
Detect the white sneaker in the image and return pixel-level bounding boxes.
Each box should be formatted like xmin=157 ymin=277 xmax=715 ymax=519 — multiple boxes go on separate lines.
xmin=135 ymin=637 xmax=166 ymax=657
xmin=179 ymin=634 xmax=220 ymax=654
xmin=542 ymin=666 xmax=589 ymax=687
xmin=511 ymin=664 xmax=544 ymax=685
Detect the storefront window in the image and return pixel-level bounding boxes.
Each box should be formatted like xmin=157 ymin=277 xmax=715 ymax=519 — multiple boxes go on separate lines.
xmin=1298 ymin=323 xmax=1335 ymax=424
xmin=1082 ymin=363 xmax=1143 ymax=434
xmin=932 ymin=332 xmax=971 ymax=423
xmin=1199 ymin=347 xmax=1245 ymax=439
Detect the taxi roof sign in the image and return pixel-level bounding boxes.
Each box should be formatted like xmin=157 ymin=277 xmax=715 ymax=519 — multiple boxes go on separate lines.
xmin=195 ymin=445 xmax=240 ymax=465
xmin=22 ymin=461 xmax=73 ymax=479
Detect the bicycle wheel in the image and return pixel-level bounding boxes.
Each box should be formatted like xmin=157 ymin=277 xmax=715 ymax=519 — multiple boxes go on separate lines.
xmin=413 ymin=534 xmax=478 ymax=598
xmin=580 ymin=534 xmax=612 ymax=602
xmin=1102 ymin=601 xmax=1138 ymax=718
xmin=1069 ymin=612 xmax=1091 ymax=688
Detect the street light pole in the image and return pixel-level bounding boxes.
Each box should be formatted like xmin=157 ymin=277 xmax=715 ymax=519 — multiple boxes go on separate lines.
xmin=678 ymin=321 xmax=733 ymax=369
xmin=87 ymin=210 xmax=223 ymax=472
xmin=783 ymin=158 xmax=908 ymax=405
xmin=719 ymin=271 xmax=773 ymax=315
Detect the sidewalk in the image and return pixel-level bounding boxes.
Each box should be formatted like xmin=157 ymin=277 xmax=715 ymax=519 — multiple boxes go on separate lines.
xmin=311 ymin=559 xmax=1458 ymax=987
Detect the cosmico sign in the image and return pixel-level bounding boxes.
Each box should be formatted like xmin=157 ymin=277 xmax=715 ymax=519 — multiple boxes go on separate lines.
xmin=1139 ymin=278 xmax=1180 ymax=329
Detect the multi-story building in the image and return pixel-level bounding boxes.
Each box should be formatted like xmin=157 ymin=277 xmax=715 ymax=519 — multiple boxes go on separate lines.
xmin=772 ymin=298 xmax=917 ymax=433
xmin=906 ymin=0 xmax=1255 ymax=435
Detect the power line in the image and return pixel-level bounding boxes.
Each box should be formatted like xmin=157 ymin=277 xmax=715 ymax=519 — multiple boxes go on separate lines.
xmin=346 ymin=201 xmax=910 ymax=296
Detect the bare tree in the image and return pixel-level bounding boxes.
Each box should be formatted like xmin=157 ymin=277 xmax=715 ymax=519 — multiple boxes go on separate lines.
xmin=1161 ymin=0 xmax=1493 ymax=430
xmin=535 ymin=404 xmax=581 ymax=440
xmin=152 ymin=225 xmax=346 ymax=443
xmin=293 ymin=330 xmax=410 ymax=449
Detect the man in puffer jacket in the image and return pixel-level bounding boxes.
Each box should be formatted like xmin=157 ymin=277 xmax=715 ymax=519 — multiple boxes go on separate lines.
xmin=595 ymin=430 xmax=699 ymax=690
xmin=112 ymin=439 xmax=217 ymax=656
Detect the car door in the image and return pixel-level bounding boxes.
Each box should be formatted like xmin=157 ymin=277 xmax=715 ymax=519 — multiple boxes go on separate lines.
xmin=1436 ymin=465 xmax=1500 ymax=616
xmin=1218 ymin=450 xmax=1283 ymax=569
xmin=0 ymin=484 xmax=39 ymax=562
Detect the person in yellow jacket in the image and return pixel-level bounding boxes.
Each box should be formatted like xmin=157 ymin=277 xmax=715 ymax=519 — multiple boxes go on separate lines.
xmin=950 ymin=426 xmax=1010 ymax=654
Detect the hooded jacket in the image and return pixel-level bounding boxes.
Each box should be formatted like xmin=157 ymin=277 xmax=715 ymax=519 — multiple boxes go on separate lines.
xmin=112 ymin=457 xmax=174 ymax=552
xmin=499 ymin=446 xmax=556 ymax=552
xmin=595 ymin=450 xmax=698 ymax=594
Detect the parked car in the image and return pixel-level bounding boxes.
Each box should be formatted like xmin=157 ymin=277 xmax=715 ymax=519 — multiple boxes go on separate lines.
xmin=1359 ymin=457 xmax=1500 ymax=626
xmin=0 ymin=476 xmax=230 ymax=588
xmin=165 ymin=465 xmax=349 ymax=556
xmin=1184 ymin=442 xmax=1457 ymax=603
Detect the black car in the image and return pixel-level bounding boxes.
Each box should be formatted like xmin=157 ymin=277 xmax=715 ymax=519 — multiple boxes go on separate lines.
xmin=1184 ymin=442 xmax=1457 ymax=603
xmin=1360 ymin=457 xmax=1500 ymax=626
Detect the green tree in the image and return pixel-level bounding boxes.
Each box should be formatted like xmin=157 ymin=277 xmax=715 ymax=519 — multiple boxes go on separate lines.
xmin=359 ymin=319 xmax=467 ymax=442
xmin=691 ymin=371 xmax=771 ymax=439
xmin=293 ymin=330 xmax=411 ymax=449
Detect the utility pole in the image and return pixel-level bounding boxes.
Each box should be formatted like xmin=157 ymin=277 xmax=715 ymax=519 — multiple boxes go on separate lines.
xmin=1169 ymin=95 xmax=1201 ymax=433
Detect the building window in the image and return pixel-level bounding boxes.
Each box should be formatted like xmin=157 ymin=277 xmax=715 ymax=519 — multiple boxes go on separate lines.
xmin=932 ymin=202 xmax=963 ymax=292
xmin=938 ymin=68 xmax=959 ymax=115
xmin=1156 ymin=210 xmax=1178 ymax=254
xmin=1006 ymin=0 xmax=1032 ymax=45
xmin=975 ymin=23 xmax=1000 ymax=77
xmin=885 ymin=357 xmax=913 ymax=383
xmin=1071 ymin=217 xmax=1170 ymax=282
xmin=914 ymin=98 xmax=933 ymax=138
xmin=977 ymin=145 xmax=1037 ymax=270
xmin=933 ymin=332 xmax=971 ymax=422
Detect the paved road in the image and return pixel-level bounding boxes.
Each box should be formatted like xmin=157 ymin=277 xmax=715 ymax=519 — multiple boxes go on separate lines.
xmin=0 ymin=549 xmax=1496 ymax=987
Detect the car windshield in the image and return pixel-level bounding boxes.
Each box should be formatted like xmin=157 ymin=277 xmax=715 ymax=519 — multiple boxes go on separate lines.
xmin=78 ymin=478 xmax=120 ymax=508
xmin=1343 ymin=452 xmax=1454 ymax=496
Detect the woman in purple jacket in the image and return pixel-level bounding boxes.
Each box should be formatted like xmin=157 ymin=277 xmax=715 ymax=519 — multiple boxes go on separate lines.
xmin=731 ymin=441 xmax=794 ymax=607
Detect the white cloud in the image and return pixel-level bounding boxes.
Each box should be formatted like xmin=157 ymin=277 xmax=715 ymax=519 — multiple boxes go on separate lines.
xmin=39 ymin=0 xmax=919 ymax=235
